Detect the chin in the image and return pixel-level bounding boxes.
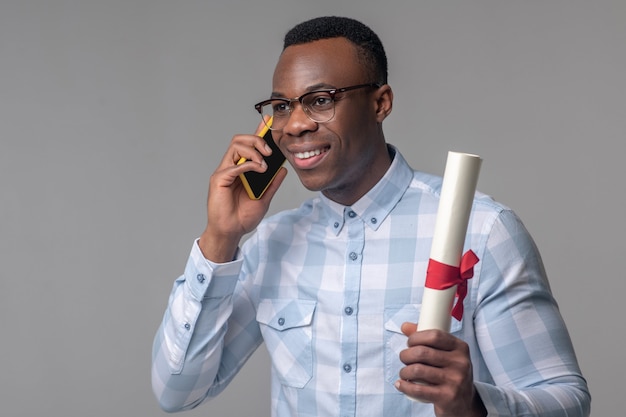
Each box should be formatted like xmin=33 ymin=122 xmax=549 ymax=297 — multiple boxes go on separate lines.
xmin=300 ymin=181 xmax=326 ymax=193
xmin=295 ymin=173 xmax=328 ymax=193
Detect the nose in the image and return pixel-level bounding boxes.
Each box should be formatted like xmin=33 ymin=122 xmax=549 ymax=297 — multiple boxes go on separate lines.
xmin=281 ymin=102 xmax=318 ymax=136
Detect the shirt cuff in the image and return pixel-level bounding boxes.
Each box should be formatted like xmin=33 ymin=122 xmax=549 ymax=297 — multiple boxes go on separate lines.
xmin=184 ymin=239 xmax=244 ymax=300
xmin=474 ymin=381 xmax=515 ymax=416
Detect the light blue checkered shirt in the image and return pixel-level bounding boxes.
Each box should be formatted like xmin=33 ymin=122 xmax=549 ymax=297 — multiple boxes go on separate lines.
xmin=152 ymin=147 xmax=590 ymax=416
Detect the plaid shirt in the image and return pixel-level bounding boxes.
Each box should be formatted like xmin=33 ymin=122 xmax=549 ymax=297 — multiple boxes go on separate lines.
xmin=152 ymin=146 xmax=590 ymax=416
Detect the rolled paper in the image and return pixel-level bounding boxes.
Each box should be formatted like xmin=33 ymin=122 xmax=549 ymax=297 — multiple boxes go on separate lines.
xmin=418 ymin=151 xmax=482 ymax=332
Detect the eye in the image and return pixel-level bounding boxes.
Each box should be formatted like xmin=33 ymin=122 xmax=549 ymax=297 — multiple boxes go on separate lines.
xmin=306 ymin=92 xmax=334 ymax=111
xmin=271 ymin=100 xmax=290 ymax=116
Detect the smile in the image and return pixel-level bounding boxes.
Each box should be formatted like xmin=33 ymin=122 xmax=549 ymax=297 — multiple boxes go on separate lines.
xmin=294 ymin=147 xmax=328 ymax=160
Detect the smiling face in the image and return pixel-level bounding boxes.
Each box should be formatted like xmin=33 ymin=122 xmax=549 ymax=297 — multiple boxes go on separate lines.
xmin=270 ymin=37 xmax=393 ymax=206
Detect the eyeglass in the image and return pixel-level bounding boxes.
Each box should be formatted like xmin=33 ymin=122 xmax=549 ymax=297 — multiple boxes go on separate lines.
xmin=254 ymin=83 xmax=380 ymax=131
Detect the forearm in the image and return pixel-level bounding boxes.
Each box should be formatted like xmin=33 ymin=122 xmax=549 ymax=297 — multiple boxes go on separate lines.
xmin=475 ymin=377 xmax=590 ymax=417
xmin=472 ymin=305 xmax=591 ymax=417
xmin=152 ymin=305 xmax=230 ymax=412
xmin=151 ymin=241 xmax=256 ymax=412
xmin=473 ymin=210 xmax=591 ymax=416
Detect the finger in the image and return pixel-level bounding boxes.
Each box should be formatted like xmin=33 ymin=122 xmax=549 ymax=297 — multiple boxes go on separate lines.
xmin=398 ymin=359 xmax=443 ymax=384
xmin=219 ymin=136 xmax=269 ymax=168
xmin=394 ymin=378 xmax=434 ymax=403
xmin=405 ymin=329 xmax=461 ymax=352
xmin=401 ymin=322 xmax=417 ymax=336
xmin=228 ymin=159 xmax=268 ymax=182
xmin=210 ymin=158 xmax=267 ymax=191
xmin=236 ymin=155 xmax=268 ymax=173
xmin=399 ymin=344 xmax=440 ymax=369
xmin=251 ymin=116 xmax=274 ymax=159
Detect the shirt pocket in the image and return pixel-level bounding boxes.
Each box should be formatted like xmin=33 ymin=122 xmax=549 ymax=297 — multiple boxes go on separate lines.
xmin=256 ymin=298 xmax=317 ymax=388
xmin=383 ymin=304 xmax=463 ymax=385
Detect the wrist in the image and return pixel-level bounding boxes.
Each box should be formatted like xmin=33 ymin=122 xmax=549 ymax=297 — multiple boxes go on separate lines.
xmin=198 ymin=229 xmax=240 ymax=263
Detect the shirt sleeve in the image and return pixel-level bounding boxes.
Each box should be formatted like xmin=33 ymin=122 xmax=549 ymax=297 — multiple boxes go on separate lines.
xmin=472 ymin=209 xmax=591 ymax=416
xmin=151 ymin=239 xmax=262 ymax=412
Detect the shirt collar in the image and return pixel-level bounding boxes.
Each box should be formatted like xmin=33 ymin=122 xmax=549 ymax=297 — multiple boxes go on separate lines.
xmin=320 ymin=145 xmax=414 ymax=236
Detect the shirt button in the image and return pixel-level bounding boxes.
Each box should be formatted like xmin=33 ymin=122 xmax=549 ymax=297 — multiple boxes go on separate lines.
xmin=196 ymin=273 xmax=206 ymax=283
xmin=349 ymin=252 xmax=358 ymax=261
xmin=277 ymin=318 xmax=285 ymax=326
xmin=343 ymin=363 xmax=352 ymax=373
xmin=184 ymin=323 xmax=191 ymax=330
xmin=344 ymin=307 xmax=353 ymax=315
xmin=348 ymin=211 xmax=356 ymax=218
xmin=334 ymin=222 xmax=340 ymax=228
xmin=370 ymin=217 xmax=378 ymax=224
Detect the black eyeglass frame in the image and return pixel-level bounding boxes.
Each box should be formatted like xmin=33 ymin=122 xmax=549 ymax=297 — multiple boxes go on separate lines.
xmin=254 ymin=83 xmax=381 ymax=130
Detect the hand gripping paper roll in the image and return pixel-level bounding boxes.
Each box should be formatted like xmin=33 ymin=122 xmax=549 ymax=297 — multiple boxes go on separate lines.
xmin=418 ymin=151 xmax=482 ymax=332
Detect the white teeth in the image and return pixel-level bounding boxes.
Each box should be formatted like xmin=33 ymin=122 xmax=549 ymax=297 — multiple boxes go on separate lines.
xmin=295 ymin=148 xmax=322 ymax=159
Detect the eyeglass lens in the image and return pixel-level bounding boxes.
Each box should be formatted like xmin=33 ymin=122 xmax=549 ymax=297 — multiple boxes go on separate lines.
xmin=256 ymin=84 xmax=380 ymax=131
xmin=259 ymin=91 xmax=336 ymax=130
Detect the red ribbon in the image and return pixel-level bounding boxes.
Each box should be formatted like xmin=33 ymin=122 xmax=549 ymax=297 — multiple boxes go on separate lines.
xmin=424 ymin=250 xmax=479 ymax=321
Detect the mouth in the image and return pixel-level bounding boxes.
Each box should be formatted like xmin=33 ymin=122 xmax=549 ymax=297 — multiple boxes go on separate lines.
xmin=294 ymin=147 xmax=328 ymax=160
xmin=290 ymin=146 xmax=330 ymax=168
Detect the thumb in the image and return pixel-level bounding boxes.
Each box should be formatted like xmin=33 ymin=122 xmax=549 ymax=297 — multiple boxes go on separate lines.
xmin=401 ymin=322 xmax=418 ymax=336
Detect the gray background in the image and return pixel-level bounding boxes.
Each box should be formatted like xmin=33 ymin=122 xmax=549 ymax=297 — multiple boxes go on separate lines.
xmin=1 ymin=1 xmax=624 ymax=416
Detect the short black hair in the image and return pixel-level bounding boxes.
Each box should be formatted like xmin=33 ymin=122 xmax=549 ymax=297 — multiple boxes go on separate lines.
xmin=283 ymin=16 xmax=388 ymax=85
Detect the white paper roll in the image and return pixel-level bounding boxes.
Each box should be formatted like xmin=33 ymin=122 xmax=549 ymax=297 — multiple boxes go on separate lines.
xmin=418 ymin=151 xmax=482 ymax=332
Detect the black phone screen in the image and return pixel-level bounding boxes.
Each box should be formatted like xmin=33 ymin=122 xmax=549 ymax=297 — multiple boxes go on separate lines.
xmin=240 ymin=129 xmax=286 ymax=199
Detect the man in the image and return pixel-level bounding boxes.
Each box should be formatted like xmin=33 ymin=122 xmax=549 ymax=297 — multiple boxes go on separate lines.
xmin=152 ymin=16 xmax=590 ymax=417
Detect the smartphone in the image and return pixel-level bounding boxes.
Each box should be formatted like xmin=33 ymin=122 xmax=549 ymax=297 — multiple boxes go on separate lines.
xmin=238 ymin=118 xmax=286 ymax=200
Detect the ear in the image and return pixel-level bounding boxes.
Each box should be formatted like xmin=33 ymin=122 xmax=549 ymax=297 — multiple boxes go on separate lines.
xmin=374 ymin=84 xmax=393 ymax=123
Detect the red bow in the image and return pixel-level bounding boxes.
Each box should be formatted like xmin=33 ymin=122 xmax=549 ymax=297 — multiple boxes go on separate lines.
xmin=425 ymin=250 xmax=479 ymax=321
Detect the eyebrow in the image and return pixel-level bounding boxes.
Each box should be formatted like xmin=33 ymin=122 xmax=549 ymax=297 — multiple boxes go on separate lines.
xmin=270 ymin=83 xmax=337 ymax=99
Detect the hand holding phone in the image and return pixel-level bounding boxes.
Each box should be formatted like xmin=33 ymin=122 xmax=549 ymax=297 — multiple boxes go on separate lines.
xmin=237 ymin=118 xmax=286 ymax=199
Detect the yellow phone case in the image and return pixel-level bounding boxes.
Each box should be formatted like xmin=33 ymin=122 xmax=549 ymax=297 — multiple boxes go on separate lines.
xmin=237 ymin=118 xmax=285 ymax=199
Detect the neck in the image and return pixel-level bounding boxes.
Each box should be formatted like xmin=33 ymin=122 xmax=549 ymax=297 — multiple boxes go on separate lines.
xmin=322 ymin=142 xmax=392 ymax=206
